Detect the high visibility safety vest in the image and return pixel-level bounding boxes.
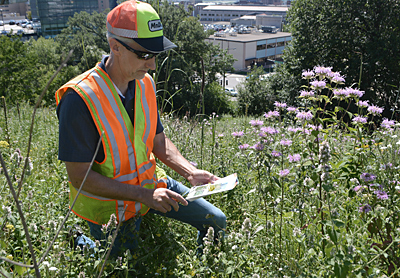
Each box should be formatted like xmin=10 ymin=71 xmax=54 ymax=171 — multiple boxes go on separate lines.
xmin=55 ymin=63 xmax=167 ymax=225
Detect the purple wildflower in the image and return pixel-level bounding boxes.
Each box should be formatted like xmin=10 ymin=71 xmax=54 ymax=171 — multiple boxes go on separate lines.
xmin=287 ymin=127 xmax=302 ymax=133
xmin=252 ymin=142 xmax=264 ymax=151
xmin=280 ymin=139 xmax=292 ymax=146
xmin=367 ymin=105 xmax=384 ymax=116
xmin=302 ymin=70 xmax=315 ymax=79
xmin=272 ymin=150 xmax=282 ymax=157
xmin=274 ymin=102 xmax=287 ymax=109
xmin=345 ymin=87 xmax=364 ymax=99
xmin=331 ymin=72 xmax=345 ymax=83
xmin=381 ymin=118 xmax=395 ymax=129
xmin=300 ymin=90 xmax=315 ymax=98
xmin=232 ymin=131 xmax=245 ymax=137
xmin=279 ymin=169 xmax=290 ymax=177
xmin=311 ymin=80 xmax=326 ymax=90
xmin=258 ymin=132 xmax=267 ymax=138
xmin=307 ymin=124 xmax=322 ymax=130
xmin=296 ymin=111 xmax=313 ymax=121
xmin=249 ymin=119 xmax=264 ymax=127
xmin=360 ymin=172 xmax=376 ymax=182
xmin=357 ymin=100 xmax=369 ymax=108
xmin=264 ymin=110 xmax=280 ymax=119
xmin=239 ymin=144 xmax=250 ymax=150
xmin=288 ymin=154 xmax=301 ymax=162
xmin=287 ymin=106 xmax=299 ymax=113
xmin=261 ymin=126 xmax=279 ymax=135
xmin=190 ymin=161 xmax=198 ymax=168
xmin=352 ymin=116 xmax=368 ymax=125
xmin=359 ymin=204 xmax=372 ymax=213
xmin=314 ymin=66 xmax=332 ymax=76
xmin=374 ymin=190 xmax=389 ymax=200
xmin=353 ymin=185 xmax=364 ymax=192
xmin=333 ymin=88 xmax=349 ymax=100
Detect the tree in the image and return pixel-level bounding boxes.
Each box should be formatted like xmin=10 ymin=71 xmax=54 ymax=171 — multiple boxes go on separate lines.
xmin=151 ymin=1 xmax=235 ymax=116
xmin=26 ymin=37 xmax=81 ymax=105
xmin=0 ymin=35 xmax=39 ymax=103
xmin=56 ymin=10 xmax=109 ymax=72
xmin=286 ymin=0 xmax=400 ymax=117
xmin=237 ymin=66 xmax=274 ymax=115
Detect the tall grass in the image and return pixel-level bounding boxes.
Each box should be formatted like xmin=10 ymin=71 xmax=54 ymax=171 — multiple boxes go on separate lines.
xmin=1 ymin=65 xmax=400 ymax=277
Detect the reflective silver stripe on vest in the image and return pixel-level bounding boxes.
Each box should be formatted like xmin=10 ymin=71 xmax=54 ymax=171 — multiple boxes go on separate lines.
xmin=107 ymin=22 xmax=138 ymax=38
xmin=135 ymin=202 xmax=142 ymax=215
xmin=78 ymin=81 xmax=122 ymax=175
xmin=118 ymin=200 xmax=126 ymax=222
xmin=91 ymin=69 xmax=136 ymax=172
xmin=138 ymin=79 xmax=151 ymax=154
xmin=141 ymin=178 xmax=156 ymax=188
xmin=77 ymin=189 xmax=114 ymax=201
xmin=138 ymin=160 xmax=154 ymax=175
xmin=115 ymin=172 xmax=139 ymax=183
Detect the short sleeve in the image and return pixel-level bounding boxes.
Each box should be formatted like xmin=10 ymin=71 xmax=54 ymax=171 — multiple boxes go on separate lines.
xmin=56 ymin=89 xmax=104 ymax=162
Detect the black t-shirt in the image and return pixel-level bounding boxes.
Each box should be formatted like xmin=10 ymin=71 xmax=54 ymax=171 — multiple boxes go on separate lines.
xmin=57 ymin=56 xmax=164 ymax=163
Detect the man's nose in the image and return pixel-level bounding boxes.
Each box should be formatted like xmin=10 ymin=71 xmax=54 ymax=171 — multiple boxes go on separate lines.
xmin=145 ymin=57 xmax=156 ymax=71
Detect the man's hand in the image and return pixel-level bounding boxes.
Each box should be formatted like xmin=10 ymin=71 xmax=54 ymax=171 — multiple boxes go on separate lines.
xmin=145 ymin=188 xmax=188 ymax=213
xmin=187 ymin=169 xmax=220 ymax=187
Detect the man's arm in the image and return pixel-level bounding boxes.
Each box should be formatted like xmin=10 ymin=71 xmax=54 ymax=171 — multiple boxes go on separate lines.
xmin=152 ymin=131 xmax=219 ymax=186
xmin=65 ymin=161 xmax=187 ymax=213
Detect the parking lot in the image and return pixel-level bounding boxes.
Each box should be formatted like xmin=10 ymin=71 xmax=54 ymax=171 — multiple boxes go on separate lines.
xmin=0 ymin=21 xmax=37 ymax=35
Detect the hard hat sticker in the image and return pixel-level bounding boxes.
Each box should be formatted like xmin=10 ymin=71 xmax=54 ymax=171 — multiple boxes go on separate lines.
xmin=148 ymin=20 xmax=163 ymax=32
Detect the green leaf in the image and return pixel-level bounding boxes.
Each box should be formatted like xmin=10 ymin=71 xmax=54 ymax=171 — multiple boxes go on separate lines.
xmin=333 ymin=219 xmax=345 ymax=228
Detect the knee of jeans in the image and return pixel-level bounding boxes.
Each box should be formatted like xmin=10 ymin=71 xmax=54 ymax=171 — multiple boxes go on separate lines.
xmin=212 ymin=209 xmax=227 ymax=231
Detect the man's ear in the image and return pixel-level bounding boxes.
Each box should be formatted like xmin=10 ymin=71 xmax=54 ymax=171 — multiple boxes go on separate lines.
xmin=109 ymin=38 xmax=121 ymax=56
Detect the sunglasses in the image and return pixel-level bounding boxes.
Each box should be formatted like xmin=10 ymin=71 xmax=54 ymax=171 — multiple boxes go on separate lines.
xmin=115 ymin=39 xmax=159 ymax=60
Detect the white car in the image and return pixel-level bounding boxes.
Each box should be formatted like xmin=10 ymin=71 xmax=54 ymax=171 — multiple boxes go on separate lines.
xmin=225 ymin=88 xmax=238 ymax=97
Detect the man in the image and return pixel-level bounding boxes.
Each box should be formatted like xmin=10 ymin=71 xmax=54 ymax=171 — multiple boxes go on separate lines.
xmin=56 ymin=0 xmax=226 ymax=256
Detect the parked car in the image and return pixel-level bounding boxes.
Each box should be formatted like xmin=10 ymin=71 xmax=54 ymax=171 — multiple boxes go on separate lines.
xmin=18 ymin=19 xmax=28 ymax=26
xmin=16 ymin=29 xmax=24 ymax=35
xmin=1 ymin=30 xmax=8 ymax=35
xmin=9 ymin=20 xmax=16 ymax=25
xmin=225 ymin=88 xmax=238 ymax=97
xmin=0 ymin=20 xmax=3 ymax=26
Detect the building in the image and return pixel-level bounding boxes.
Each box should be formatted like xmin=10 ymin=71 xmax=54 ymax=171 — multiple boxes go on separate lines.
xmin=231 ymin=14 xmax=283 ymax=30
xmin=198 ymin=5 xmax=288 ymax=25
xmin=30 ymin=0 xmax=117 ymax=37
xmin=0 ymin=0 xmax=29 ymax=21
xmin=205 ymin=31 xmax=291 ymax=71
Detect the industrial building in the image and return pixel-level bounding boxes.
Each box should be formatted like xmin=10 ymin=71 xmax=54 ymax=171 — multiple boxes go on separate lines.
xmin=205 ymin=30 xmax=291 ymax=71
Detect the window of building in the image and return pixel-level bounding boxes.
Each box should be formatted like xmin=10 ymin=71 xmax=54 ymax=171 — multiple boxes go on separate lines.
xmin=276 ymin=41 xmax=285 ymax=47
xmin=267 ymin=43 xmax=276 ymax=49
xmin=257 ymin=44 xmax=266 ymax=50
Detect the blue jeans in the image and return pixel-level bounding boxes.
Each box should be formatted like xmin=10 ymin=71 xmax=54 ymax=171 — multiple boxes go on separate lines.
xmin=87 ymin=176 xmax=226 ymax=257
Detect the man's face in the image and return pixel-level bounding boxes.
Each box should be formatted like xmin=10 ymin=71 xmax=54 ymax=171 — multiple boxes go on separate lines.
xmin=117 ymin=39 xmax=157 ymax=80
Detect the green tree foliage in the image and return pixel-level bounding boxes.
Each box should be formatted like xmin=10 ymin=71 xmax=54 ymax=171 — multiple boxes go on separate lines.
xmin=26 ymin=38 xmax=81 ymax=105
xmin=151 ymin=1 xmax=235 ymax=116
xmin=286 ymin=0 xmax=400 ymax=116
xmin=236 ymin=66 xmax=278 ymax=115
xmin=0 ymin=35 xmax=39 ymax=103
xmin=56 ymin=10 xmax=109 ymax=72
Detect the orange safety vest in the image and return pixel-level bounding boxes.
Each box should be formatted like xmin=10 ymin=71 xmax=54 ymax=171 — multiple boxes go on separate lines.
xmin=55 ymin=63 xmax=167 ymax=224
